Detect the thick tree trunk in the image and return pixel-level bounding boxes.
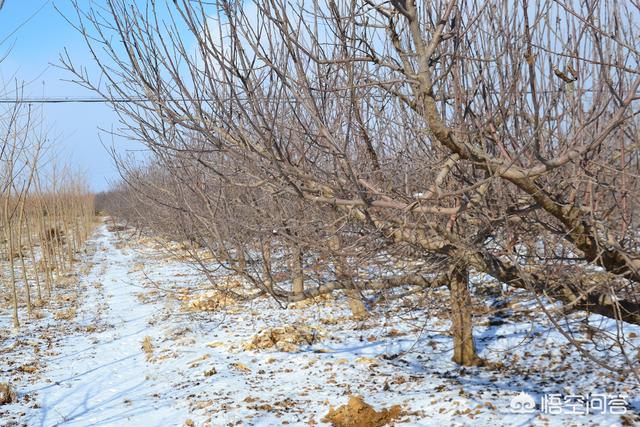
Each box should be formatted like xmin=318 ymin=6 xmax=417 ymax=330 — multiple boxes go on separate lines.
xmin=328 ymin=235 xmax=367 ymax=319
xmin=291 ymin=244 xmax=304 ymax=296
xmin=449 ymin=266 xmax=482 ymax=366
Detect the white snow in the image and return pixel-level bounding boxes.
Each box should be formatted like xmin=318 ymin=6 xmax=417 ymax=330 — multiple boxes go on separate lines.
xmin=1 ymin=221 xmax=639 ymax=426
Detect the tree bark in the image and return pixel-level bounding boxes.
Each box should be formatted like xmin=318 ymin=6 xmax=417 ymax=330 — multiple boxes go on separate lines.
xmin=4 ymin=210 xmax=19 ymax=328
xmin=449 ymin=266 xmax=482 ymax=366
xmin=25 ymin=217 xmax=42 ymax=305
xmin=328 ymin=235 xmax=367 ymax=319
xmin=235 ymin=243 xmax=246 ymax=271
xmin=260 ymin=239 xmax=273 ymax=293
xmin=291 ymin=244 xmax=304 ymax=296
xmin=345 ymin=289 xmax=367 ymax=319
xmin=17 ymin=199 xmax=32 ymax=317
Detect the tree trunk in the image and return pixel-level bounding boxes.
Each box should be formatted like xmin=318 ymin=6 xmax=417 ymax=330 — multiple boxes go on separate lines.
xmin=5 ymin=214 xmax=19 ymax=328
xmin=291 ymin=244 xmax=304 ymax=296
xmin=260 ymin=239 xmax=273 ymax=293
xmin=25 ymin=218 xmax=43 ymax=306
xmin=345 ymin=289 xmax=367 ymax=319
xmin=449 ymin=266 xmax=482 ymax=366
xmin=328 ymin=235 xmax=367 ymax=319
xmin=17 ymin=205 xmax=32 ymax=318
xmin=235 ymin=243 xmax=246 ymax=271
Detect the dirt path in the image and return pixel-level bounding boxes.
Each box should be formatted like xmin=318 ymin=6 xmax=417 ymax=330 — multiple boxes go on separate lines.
xmin=24 ymin=223 xmax=189 ymax=426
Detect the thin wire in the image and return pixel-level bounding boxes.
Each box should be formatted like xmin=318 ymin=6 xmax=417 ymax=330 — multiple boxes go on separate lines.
xmin=0 ymin=97 xmax=148 ymax=104
xmin=0 ymin=87 xmax=593 ymax=104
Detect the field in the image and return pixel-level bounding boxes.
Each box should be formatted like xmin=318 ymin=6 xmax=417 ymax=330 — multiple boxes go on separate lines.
xmin=1 ymin=220 xmax=639 ymax=426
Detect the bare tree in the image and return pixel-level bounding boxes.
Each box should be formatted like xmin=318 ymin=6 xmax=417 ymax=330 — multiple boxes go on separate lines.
xmin=1 ymin=97 xmax=94 ymax=328
xmin=66 ymin=0 xmax=640 ymax=368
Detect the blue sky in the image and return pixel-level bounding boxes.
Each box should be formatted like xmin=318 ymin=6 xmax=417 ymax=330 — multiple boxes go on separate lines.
xmin=0 ymin=0 xmax=141 ymax=192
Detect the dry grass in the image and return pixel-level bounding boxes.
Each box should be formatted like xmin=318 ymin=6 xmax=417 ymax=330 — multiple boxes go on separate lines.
xmin=135 ymin=290 xmax=159 ymax=304
xmin=141 ymin=336 xmax=154 ymax=361
xmin=230 ymin=362 xmax=251 ymax=372
xmin=129 ymin=262 xmax=145 ymax=273
xmin=79 ymin=261 xmax=95 ymax=276
xmin=182 ymin=290 xmax=237 ymax=312
xmin=187 ymin=354 xmax=210 ymax=368
xmin=17 ymin=364 xmax=38 ymax=373
xmin=243 ymin=324 xmax=322 ymax=352
xmin=0 ymin=383 xmax=16 ymax=405
xmin=54 ymin=307 xmax=77 ymax=320
xmin=289 ymin=293 xmax=334 ymax=309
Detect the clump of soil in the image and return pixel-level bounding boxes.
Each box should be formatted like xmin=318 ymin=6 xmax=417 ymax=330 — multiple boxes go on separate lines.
xmin=244 ymin=324 xmax=322 ymax=352
xmin=180 ymin=278 xmax=245 ymax=312
xmin=288 ymin=294 xmax=333 ymax=309
xmin=182 ymin=290 xmax=237 ymax=312
xmin=322 ymin=395 xmax=402 ymax=427
xmin=0 ymin=383 xmax=16 ymax=405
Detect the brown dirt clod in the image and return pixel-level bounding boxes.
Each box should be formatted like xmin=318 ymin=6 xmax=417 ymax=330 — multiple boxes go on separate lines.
xmin=322 ymin=395 xmax=402 ymax=427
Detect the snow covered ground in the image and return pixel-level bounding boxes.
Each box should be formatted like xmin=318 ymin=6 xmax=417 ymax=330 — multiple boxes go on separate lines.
xmin=2 ymin=221 xmax=640 ymax=426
